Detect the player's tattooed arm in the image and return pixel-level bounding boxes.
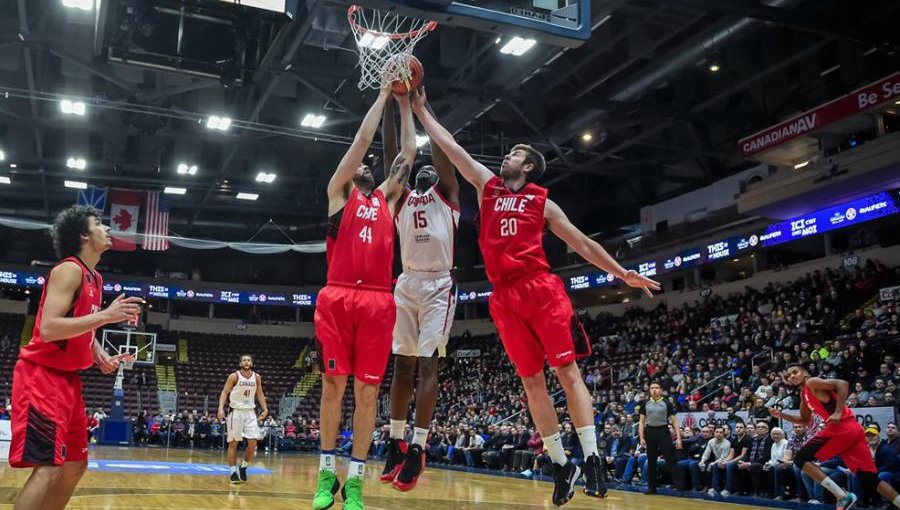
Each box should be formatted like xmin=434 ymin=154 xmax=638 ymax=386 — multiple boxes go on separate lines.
xmin=382 ymin=155 xmax=413 ymax=209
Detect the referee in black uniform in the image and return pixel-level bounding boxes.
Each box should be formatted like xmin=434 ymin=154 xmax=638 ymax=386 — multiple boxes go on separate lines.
xmin=638 ymin=382 xmax=682 ymax=494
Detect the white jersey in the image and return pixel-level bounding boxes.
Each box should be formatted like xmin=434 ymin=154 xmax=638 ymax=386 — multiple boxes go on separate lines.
xmin=229 ymin=370 xmax=257 ymax=410
xmin=395 ymin=186 xmax=460 ymax=272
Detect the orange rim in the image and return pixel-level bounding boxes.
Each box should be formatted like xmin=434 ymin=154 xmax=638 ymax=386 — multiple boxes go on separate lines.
xmin=348 ymin=4 xmax=438 ymax=41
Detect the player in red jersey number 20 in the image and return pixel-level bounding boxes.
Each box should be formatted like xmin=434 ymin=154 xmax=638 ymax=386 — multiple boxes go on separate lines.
xmin=412 ymin=87 xmax=661 ymax=507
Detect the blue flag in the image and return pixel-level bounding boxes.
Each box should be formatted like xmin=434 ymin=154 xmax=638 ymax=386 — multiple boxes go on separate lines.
xmin=77 ymin=186 xmax=107 ymax=212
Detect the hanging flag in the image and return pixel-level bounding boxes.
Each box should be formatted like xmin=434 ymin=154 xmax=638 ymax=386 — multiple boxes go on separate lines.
xmin=142 ymin=191 xmax=170 ymax=251
xmin=109 ymin=189 xmax=141 ymax=251
xmin=76 ymin=186 xmax=107 ymax=212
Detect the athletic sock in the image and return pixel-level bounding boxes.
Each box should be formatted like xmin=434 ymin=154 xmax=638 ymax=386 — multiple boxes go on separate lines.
xmin=230 ymin=466 xmax=238 ymax=474
xmin=892 ymin=494 xmax=899 ymax=508
xmin=544 ymin=432 xmax=567 ymax=466
xmin=240 ymin=460 xmax=249 ymax=468
xmin=348 ymin=457 xmax=366 ymax=479
xmin=320 ymin=449 xmax=336 ymax=473
xmin=412 ymin=427 xmax=428 ymax=448
xmin=820 ymin=476 xmax=847 ymax=499
xmin=390 ymin=419 xmax=406 ymax=440
xmin=576 ymin=425 xmax=599 ymax=458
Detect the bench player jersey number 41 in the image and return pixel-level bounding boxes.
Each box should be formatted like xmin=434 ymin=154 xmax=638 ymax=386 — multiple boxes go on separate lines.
xmin=230 ymin=371 xmax=256 ymax=410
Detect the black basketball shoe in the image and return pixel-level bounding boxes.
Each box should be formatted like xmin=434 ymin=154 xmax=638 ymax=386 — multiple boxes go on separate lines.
xmin=582 ymin=454 xmax=607 ymax=498
xmin=552 ymin=460 xmax=581 ymax=507
xmin=380 ymin=438 xmax=408 ymax=483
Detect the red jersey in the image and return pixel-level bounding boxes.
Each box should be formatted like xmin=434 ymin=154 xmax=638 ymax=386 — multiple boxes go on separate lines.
xmin=478 ymin=176 xmax=550 ymax=286
xmin=19 ymin=256 xmax=103 ymax=372
xmin=802 ymin=384 xmax=854 ymax=423
xmin=325 ymin=187 xmax=394 ymax=291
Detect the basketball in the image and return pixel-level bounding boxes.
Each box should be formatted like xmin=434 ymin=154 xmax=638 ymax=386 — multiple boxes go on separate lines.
xmin=391 ymin=55 xmax=424 ymax=95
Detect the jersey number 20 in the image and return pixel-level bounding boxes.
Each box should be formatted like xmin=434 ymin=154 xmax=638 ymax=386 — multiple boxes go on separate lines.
xmin=500 ymin=218 xmax=518 ymax=237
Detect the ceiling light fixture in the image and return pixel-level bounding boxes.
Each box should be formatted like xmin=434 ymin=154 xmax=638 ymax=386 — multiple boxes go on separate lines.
xmin=236 ymin=192 xmax=259 ymax=201
xmin=0 ymin=176 xmax=10 ymax=185
xmin=66 ymin=157 xmax=87 ymax=170
xmin=206 ymin=115 xmax=232 ymax=131
xmin=500 ymin=37 xmax=537 ymax=56
xmin=164 ymin=187 xmax=187 ymax=195
xmin=415 ymin=134 xmax=429 ymax=147
xmin=62 ymin=0 xmax=93 ymax=10
xmin=255 ymin=172 xmax=276 ymax=184
xmin=177 ymin=163 xmax=198 ymax=175
xmin=64 ymin=180 xmax=87 ymax=189
xmin=60 ymin=99 xmax=86 ymax=115
xmin=301 ymin=113 xmax=327 ymax=128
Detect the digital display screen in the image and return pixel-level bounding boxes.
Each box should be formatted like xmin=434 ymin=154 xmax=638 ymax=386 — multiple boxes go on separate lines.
xmin=762 ymin=191 xmax=898 ymax=247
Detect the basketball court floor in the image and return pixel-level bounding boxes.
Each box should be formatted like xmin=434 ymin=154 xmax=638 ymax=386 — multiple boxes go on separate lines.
xmin=0 ymin=447 xmax=771 ymax=510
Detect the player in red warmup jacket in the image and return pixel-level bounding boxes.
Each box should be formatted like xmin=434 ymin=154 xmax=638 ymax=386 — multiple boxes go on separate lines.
xmin=312 ymin=83 xmax=416 ymax=510
xmin=411 ymin=87 xmax=660 ymax=507
xmin=9 ymin=205 xmax=141 ymax=510
xmin=770 ymin=364 xmax=900 ymax=510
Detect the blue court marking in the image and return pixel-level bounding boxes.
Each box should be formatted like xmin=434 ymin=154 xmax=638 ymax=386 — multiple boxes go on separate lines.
xmin=87 ymin=460 xmax=272 ymax=476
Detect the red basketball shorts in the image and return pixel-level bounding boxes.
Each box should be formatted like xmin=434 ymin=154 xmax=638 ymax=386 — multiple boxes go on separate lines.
xmin=9 ymin=359 xmax=88 ymax=467
xmin=808 ymin=418 xmax=876 ymax=474
xmin=489 ymin=272 xmax=579 ymax=377
xmin=314 ymin=284 xmax=396 ymax=385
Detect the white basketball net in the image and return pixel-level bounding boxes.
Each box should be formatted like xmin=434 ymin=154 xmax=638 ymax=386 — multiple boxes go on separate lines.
xmin=348 ymin=5 xmax=436 ymax=90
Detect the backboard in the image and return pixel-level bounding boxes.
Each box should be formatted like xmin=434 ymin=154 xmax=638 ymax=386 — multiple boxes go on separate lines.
xmin=101 ymin=329 xmax=158 ymax=367
xmin=348 ymin=0 xmax=591 ymax=48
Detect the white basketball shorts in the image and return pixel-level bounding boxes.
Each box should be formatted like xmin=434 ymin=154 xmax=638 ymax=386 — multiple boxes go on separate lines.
xmin=392 ymin=270 xmax=457 ymax=357
xmin=227 ymin=408 xmax=260 ymax=442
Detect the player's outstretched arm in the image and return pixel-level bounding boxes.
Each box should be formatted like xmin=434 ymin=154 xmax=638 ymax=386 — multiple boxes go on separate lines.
xmin=327 ymin=85 xmax=392 ymax=208
xmin=411 ymin=86 xmax=493 ymax=190
xmin=255 ymin=373 xmax=269 ymax=420
xmin=217 ymin=373 xmax=237 ymax=421
xmin=39 ymin=262 xmax=141 ymax=342
xmin=382 ymin=98 xmax=398 ymax=176
xmin=380 ymin=94 xmax=416 ymax=206
xmin=545 ymin=199 xmax=662 ymax=297
xmin=425 ymin=102 xmax=460 ymax=207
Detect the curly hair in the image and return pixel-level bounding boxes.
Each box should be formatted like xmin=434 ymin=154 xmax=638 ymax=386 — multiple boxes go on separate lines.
xmin=50 ymin=205 xmax=101 ymax=259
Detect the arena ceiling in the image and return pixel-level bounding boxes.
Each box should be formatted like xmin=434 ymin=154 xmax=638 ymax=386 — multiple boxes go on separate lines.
xmin=0 ymin=0 xmax=898 ymax=243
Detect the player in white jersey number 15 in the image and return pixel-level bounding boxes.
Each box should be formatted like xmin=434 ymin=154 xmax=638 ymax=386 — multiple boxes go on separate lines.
xmin=380 ymin=96 xmax=460 ymax=492
xmin=218 ymin=354 xmax=268 ymax=484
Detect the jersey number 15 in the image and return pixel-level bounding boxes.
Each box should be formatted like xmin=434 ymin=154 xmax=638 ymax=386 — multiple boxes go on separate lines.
xmin=413 ymin=210 xmax=428 ymax=229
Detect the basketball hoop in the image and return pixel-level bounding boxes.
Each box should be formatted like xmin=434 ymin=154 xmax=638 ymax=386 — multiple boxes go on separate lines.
xmin=347 ymin=5 xmax=437 ymax=90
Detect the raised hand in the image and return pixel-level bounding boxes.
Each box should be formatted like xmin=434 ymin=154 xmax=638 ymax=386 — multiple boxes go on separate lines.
xmin=622 ymin=270 xmax=662 ymax=298
xmin=410 ymin=86 xmax=427 ymax=113
xmin=102 ymin=294 xmax=142 ymax=324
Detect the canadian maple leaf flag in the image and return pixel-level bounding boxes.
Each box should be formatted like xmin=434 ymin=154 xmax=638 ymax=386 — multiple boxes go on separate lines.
xmin=109 ymin=189 xmax=142 ymax=251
